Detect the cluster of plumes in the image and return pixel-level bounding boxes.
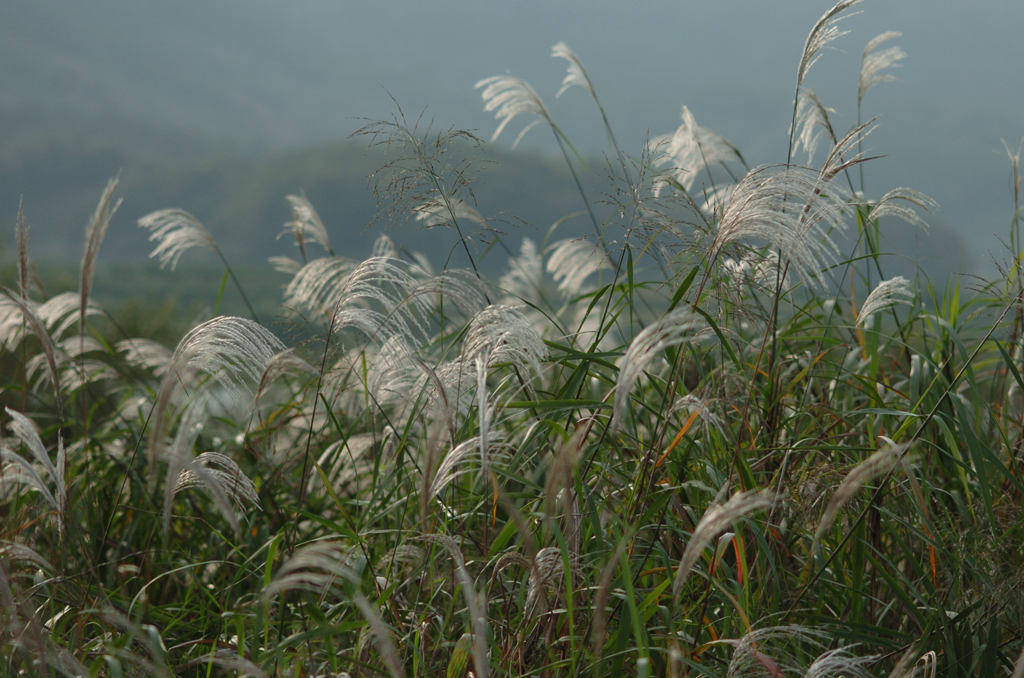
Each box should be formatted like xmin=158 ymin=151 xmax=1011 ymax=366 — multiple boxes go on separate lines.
xmin=148 ymin=316 xmax=294 ymax=532
xmin=0 ymin=408 xmax=66 ymax=537
xmin=649 ymin=105 xmax=743 ymax=196
xmin=137 ymin=208 xmax=220 ymax=270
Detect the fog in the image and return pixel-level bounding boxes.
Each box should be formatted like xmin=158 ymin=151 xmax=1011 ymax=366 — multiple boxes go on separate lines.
xmin=2 ymin=0 xmax=1022 ymax=267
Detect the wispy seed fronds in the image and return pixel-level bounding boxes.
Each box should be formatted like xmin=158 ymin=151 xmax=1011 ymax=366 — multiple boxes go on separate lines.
xmin=869 ymin=187 xmax=936 ymax=230
xmin=283 ymin=256 xmax=359 ymax=319
xmin=792 ymin=89 xmax=837 ymax=165
xmin=413 ymin=197 xmax=486 ymax=228
xmin=796 ymin=0 xmax=863 ymax=95
xmin=612 ymin=307 xmax=707 ymax=431
xmin=811 ymin=443 xmax=908 ymax=556
xmin=805 ymin=647 xmax=877 ymax=678
xmin=499 ymin=238 xmax=544 ymax=303
xmin=552 ymin=42 xmax=596 ymax=100
xmin=3 ymin=292 xmax=62 ymax=414
xmin=3 ymin=407 xmax=65 ymax=530
xmin=475 ymin=75 xmax=552 ymax=147
xmin=546 ymin=238 xmax=613 ymax=298
xmin=0 ymin=542 xmax=53 ymax=573
xmin=708 ymin=164 xmax=855 ymax=287
xmin=280 ymin=193 xmax=332 ymax=256
xmin=672 ymin=489 xmax=773 ymax=600
xmin=725 ymin=626 xmax=827 ymax=678
xmin=268 ymin=255 xmax=302 ymax=276
xmin=859 ymin=31 xmax=905 ymax=105
xmin=116 ymin=338 xmax=174 ymax=377
xmin=151 ymin=317 xmax=285 ymax=470
xmin=174 ymin=452 xmax=261 ymax=512
xmin=168 ymin=316 xmax=285 ymax=395
xmin=428 ymin=434 xmax=505 ymax=500
xmin=526 ymin=546 xmax=565 ymax=619
xmin=650 ymin=106 xmax=742 ymax=194
xmin=857 ymin=276 xmax=913 ymax=327
xmin=15 ymin=199 xmax=29 ymax=300
xmin=80 ymin=177 xmax=121 ymax=334
xmin=463 ymin=304 xmax=547 ymax=381
xmin=137 ymin=209 xmax=220 ymax=270
xmin=36 ymin=292 xmax=103 ymax=340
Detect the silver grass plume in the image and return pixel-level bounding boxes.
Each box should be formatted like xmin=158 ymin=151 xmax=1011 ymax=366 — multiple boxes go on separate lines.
xmin=15 ymin=199 xmax=29 ymax=300
xmin=2 ymin=408 xmax=66 ymax=536
xmin=546 ymin=238 xmax=613 ymax=298
xmin=116 ymin=338 xmax=174 ymax=377
xmin=707 ymin=122 xmax=875 ymax=288
xmin=810 ymin=443 xmax=908 ymax=558
xmin=795 ymin=1 xmax=862 ymax=97
xmin=195 ymin=650 xmax=267 ymax=678
xmin=421 ymin=534 xmax=488 ymax=678
xmin=612 ymin=307 xmax=707 ymax=431
xmin=280 ymin=193 xmax=333 ymax=258
xmin=859 ymin=31 xmax=905 ymax=106
xmin=0 ymin=542 xmax=53 ymax=573
xmin=499 ymin=237 xmax=544 ymax=303
xmin=650 ymin=106 xmax=742 ymax=194
xmin=150 ymin=317 xmax=285 ymax=470
xmin=137 ymin=208 xmax=220 ymax=270
xmin=372 ymin=233 xmax=398 ymax=259
xmin=174 ymin=451 xmax=261 ymax=510
xmin=2 ymin=293 xmax=62 ymax=415
xmin=268 ymin=255 xmax=302 ymax=276
xmin=413 ymin=197 xmax=486 ymax=228
xmin=264 ymin=541 xmax=405 ymax=678
xmin=725 ymin=626 xmax=827 ymax=678
xmin=525 ymin=546 xmax=565 ymax=619
xmin=856 ymin=276 xmax=913 ymax=328
xmin=36 ymin=291 xmax=103 ymax=340
xmin=463 ymin=304 xmax=547 ymax=382
xmin=804 ymin=647 xmax=876 ymax=678
xmin=428 ymin=435 xmax=505 ymax=500
xmin=282 ymin=256 xmax=359 ymax=319
xmin=792 ymin=89 xmax=836 ymax=165
xmin=475 ymin=75 xmax=552 ymax=148
xmin=80 ymin=177 xmax=121 ymax=339
xmin=672 ymin=489 xmax=773 ymax=601
xmin=552 ymin=42 xmax=596 ymax=100
xmin=869 ymin=188 xmax=936 ymax=230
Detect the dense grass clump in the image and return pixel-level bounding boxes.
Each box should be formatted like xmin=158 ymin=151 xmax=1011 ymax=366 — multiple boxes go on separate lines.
xmin=2 ymin=3 xmax=1024 ymax=676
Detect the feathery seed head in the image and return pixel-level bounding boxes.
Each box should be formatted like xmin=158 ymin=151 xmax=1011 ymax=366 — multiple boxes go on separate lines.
xmin=859 ymin=31 xmax=905 ymax=105
xmin=673 ymin=489 xmax=773 ymax=600
xmin=552 ymin=42 xmax=596 ymax=100
xmin=612 ymin=308 xmax=707 ymax=431
xmin=811 ymin=443 xmax=909 ymax=556
xmin=412 ymin=197 xmax=485 ymax=228
xmin=792 ymin=89 xmax=836 ymax=165
xmin=280 ymin=193 xmax=332 ymax=256
xmin=796 ymin=0 xmax=863 ymax=96
xmin=475 ymin=75 xmax=552 ymax=147
xmin=137 ymin=209 xmax=219 ymax=270
xmin=650 ymin=106 xmax=742 ymax=195
xmin=857 ymin=276 xmax=913 ymax=327
xmin=174 ymin=452 xmax=261 ymax=512
xmin=546 ymin=238 xmax=613 ymax=298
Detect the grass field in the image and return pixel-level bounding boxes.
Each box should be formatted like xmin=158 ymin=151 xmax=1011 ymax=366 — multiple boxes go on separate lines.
xmin=1 ymin=2 xmax=1023 ymax=676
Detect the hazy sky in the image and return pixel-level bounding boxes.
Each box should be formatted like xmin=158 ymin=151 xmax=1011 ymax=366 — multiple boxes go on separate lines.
xmin=2 ymin=0 xmax=1023 ymax=261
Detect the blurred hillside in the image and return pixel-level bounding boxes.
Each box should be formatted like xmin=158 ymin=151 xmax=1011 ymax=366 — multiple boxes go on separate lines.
xmin=0 ymin=107 xmax=974 ymax=295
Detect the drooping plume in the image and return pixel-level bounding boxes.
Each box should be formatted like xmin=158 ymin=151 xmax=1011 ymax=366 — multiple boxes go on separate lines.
xmin=137 ymin=209 xmax=220 ymax=270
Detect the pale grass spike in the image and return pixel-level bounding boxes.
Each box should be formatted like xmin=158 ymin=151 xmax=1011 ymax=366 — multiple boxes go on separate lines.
xmin=137 ymin=208 xmax=220 ymax=270
xmin=859 ymin=31 xmax=905 ymax=105
xmin=475 ymin=75 xmax=552 ymax=147
xmin=857 ymin=276 xmax=913 ymax=327
xmin=612 ymin=307 xmax=707 ymax=431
